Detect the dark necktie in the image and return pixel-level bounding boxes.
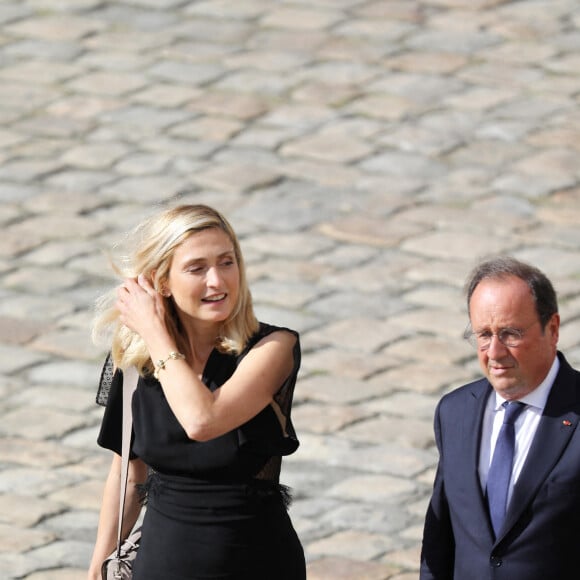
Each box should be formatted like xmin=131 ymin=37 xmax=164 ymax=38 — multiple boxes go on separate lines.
xmin=487 ymin=401 xmax=526 ymax=537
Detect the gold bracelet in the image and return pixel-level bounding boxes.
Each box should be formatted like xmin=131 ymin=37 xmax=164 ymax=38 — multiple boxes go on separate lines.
xmin=153 ymin=351 xmax=185 ymax=379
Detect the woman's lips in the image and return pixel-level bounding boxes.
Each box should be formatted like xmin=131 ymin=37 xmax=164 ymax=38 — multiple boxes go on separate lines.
xmin=202 ymin=293 xmax=226 ymax=303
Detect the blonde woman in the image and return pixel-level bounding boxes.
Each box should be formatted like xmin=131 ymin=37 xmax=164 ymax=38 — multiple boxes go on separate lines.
xmin=88 ymin=204 xmax=305 ymax=580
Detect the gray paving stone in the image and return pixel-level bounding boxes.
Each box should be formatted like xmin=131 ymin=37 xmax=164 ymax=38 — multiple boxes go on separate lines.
xmin=252 ymin=304 xmax=322 ymax=335
xmin=98 ymin=174 xmax=188 ymax=201
xmin=3 ymin=266 xmax=83 ymax=294
xmin=384 ymin=334 xmax=471 ymax=366
xmin=449 ymin=139 xmax=531 ymax=167
xmin=192 ymin=162 xmax=282 ymax=193
xmin=0 ymin=467 xmax=84 ymax=496
xmin=0 ymin=158 xmax=64 ymax=182
xmin=321 ymin=215 xmax=425 ymax=248
xmin=378 ymin=350 xmax=468 ymax=390
xmin=307 ymin=556 xmax=395 ymax=580
xmin=25 ymin=539 xmax=94 ymax=570
xmin=0 ymin=4 xmax=32 ymax=25
xmin=308 ymin=527 xmax=397 ymax=561
xmin=301 ymin=348 xmax=391 ymax=382
xmin=28 ymin=327 xmax=97 ymax=360
xmin=223 ymin=49 xmax=311 ymax=73
xmin=43 ymin=169 xmax=117 ymax=192
xmin=332 ymin=442 xmax=436 ymax=479
xmin=306 ymin=290 xmax=406 ymax=321
xmin=9 ymin=386 xmax=94 ymax=414
xmin=229 ymin=187 xmax=338 ymax=231
xmin=261 ymin=5 xmax=344 ymax=30
xmin=378 ymin=124 xmax=461 ymax=156
xmin=40 ymin=509 xmax=99 ymax=542
xmin=281 ymin=131 xmax=373 ymax=163
xmin=5 ymin=14 xmax=105 ymax=41
xmin=382 ymin=547 xmax=420 ymax=576
xmin=0 ymin=493 xmax=64 ymax=528
xmin=0 ymin=60 xmax=81 ymax=85
xmin=0 ymin=552 xmax=43 ymax=580
xmin=3 ymin=39 xmax=83 ymax=60
xmin=27 ymin=359 xmax=101 ymax=386
xmin=243 ymin=231 xmax=336 ymax=259
xmin=251 ymin=279 xmax=324 ymax=309
xmin=370 ymin=74 xmax=467 ymax=108
xmin=514 ymin=254 xmax=580 ymax=289
xmin=363 ymin=391 xmax=435 ymax=424
xmin=305 ymin=318 xmax=407 ymax=354
xmin=63 ymin=425 xmax=104 ymax=452
xmin=67 ymin=70 xmax=148 ymax=96
xmin=0 ymin=293 xmax=68 ymax=320
xmin=293 ymin=402 xmax=373 ymax=435
xmin=1 ymin=0 xmax=580 ymax=576
xmin=0 ymin=438 xmax=85 ymax=469
xmin=360 ymin=151 xmax=447 ymax=179
xmin=281 ymin=159 xmax=361 ymax=188
xmin=0 ymin=407 xmax=89 ymax=439
xmin=401 ymin=230 xmax=510 ymax=260
xmin=92 ymin=5 xmax=179 ymax=31
xmin=0 ymin=345 xmax=48 ymax=374
xmin=169 ymin=116 xmax=244 ymax=143
xmin=10 ymin=129 xmax=79 ymax=154
xmin=187 ymin=92 xmax=268 ymax=121
xmin=320 ymin=501 xmax=411 ymax=537
xmin=0 ymin=523 xmax=55 ymax=553
xmin=47 ymin=479 xmax=104 ymax=512
xmin=25 ymin=569 xmax=85 ymax=580
xmin=60 ymin=142 xmax=130 ymax=169
xmin=0 ymin=315 xmax=50 ymax=345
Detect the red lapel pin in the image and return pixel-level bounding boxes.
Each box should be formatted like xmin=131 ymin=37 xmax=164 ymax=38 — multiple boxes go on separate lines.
xmin=563 ymin=420 xmax=572 ymax=426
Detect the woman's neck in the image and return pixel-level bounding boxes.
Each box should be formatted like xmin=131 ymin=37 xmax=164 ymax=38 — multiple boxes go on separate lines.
xmin=183 ymin=322 xmax=221 ymax=370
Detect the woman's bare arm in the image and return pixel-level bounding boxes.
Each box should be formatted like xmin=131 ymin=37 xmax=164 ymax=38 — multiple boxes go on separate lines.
xmin=87 ymin=454 xmax=147 ymax=580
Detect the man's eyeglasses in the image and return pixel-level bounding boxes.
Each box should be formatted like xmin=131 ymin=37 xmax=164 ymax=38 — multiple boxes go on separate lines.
xmin=463 ymin=322 xmax=538 ymax=350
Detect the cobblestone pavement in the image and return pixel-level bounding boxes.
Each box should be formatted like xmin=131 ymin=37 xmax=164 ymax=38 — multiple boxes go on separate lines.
xmin=1 ymin=0 xmax=579 ymax=578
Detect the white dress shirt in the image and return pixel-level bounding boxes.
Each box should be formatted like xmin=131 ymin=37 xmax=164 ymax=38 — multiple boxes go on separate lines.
xmin=479 ymin=356 xmax=560 ymax=504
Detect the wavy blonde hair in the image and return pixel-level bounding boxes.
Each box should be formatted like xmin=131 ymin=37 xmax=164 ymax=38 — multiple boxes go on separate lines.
xmin=92 ymin=204 xmax=259 ymax=373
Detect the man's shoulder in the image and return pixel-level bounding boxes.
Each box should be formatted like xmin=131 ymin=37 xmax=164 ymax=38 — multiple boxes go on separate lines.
xmin=557 ymin=351 xmax=580 ymax=378
xmin=438 ymin=377 xmax=489 ymax=409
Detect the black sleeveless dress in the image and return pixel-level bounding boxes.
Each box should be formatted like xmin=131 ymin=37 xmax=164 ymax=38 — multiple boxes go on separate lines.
xmin=96 ymin=323 xmax=306 ymax=580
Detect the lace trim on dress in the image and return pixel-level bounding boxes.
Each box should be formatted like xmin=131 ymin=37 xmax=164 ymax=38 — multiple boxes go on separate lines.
xmin=136 ymin=469 xmax=163 ymax=505
xmin=96 ymin=352 xmax=115 ymax=407
xmin=137 ymin=470 xmax=294 ymax=510
xmin=236 ymin=323 xmax=301 ymax=483
xmin=246 ymin=480 xmax=294 ymax=510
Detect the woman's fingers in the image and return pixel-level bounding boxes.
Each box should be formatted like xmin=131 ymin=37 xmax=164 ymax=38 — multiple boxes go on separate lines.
xmin=116 ymin=275 xmax=166 ymax=335
xmin=137 ymin=273 xmax=152 ymax=291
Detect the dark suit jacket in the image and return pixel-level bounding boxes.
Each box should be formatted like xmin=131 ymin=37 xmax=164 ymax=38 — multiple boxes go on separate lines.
xmin=420 ymin=352 xmax=580 ymax=580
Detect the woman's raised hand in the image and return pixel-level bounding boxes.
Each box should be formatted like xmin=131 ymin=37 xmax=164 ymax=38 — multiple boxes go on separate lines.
xmin=116 ymin=274 xmax=167 ymax=338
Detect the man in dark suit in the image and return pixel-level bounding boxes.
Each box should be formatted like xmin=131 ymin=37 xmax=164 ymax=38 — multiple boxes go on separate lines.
xmin=420 ymin=255 xmax=580 ymax=579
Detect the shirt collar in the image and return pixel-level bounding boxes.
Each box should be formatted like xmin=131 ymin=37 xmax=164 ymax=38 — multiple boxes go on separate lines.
xmin=493 ymin=355 xmax=560 ymax=412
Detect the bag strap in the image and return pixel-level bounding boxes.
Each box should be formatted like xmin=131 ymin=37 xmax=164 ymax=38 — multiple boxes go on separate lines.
xmin=116 ymin=366 xmax=139 ymax=557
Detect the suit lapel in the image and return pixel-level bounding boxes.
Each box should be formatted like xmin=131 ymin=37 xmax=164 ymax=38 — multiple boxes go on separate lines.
xmin=464 ymin=381 xmax=495 ymax=534
xmin=499 ymin=353 xmax=580 ymax=539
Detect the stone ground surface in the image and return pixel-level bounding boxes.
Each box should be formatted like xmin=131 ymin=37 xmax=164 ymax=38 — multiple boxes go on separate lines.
xmin=0 ymin=0 xmax=579 ymax=578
